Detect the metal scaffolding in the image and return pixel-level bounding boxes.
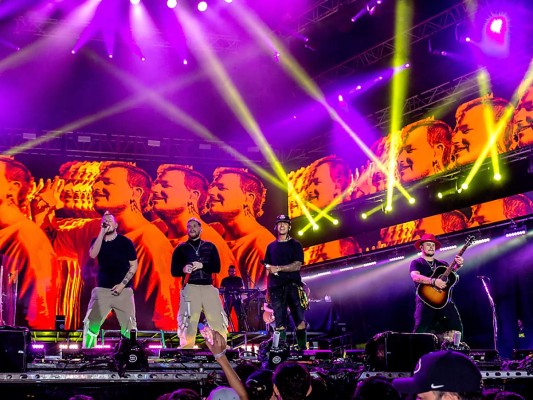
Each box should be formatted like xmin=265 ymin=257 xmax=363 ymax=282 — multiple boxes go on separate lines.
xmin=14 ymin=16 xmax=242 ymax=53
xmin=314 ymin=1 xmax=471 ymax=85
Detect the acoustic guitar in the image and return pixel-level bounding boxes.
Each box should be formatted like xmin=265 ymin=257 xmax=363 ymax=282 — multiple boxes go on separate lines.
xmin=417 ymin=235 xmax=475 ymax=309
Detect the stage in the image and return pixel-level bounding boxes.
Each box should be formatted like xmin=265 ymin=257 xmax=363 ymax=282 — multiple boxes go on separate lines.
xmin=0 ymin=329 xmax=532 ymax=399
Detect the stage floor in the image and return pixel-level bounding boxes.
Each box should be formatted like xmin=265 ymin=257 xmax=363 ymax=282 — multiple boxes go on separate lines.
xmin=0 ymin=329 xmax=532 ymax=399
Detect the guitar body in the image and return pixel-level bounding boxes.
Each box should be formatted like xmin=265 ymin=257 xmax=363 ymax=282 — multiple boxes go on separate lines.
xmin=417 ymin=267 xmax=459 ymax=309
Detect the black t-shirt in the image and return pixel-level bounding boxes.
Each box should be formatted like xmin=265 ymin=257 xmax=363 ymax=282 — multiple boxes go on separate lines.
xmin=91 ymin=235 xmax=137 ymax=289
xmin=220 ymin=276 xmax=245 ymax=290
xmin=409 ymin=257 xmax=448 ymax=288
xmin=264 ymin=238 xmax=305 ymax=288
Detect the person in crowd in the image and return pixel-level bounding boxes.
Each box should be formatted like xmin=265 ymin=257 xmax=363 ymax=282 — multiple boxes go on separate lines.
xmin=207 ymin=167 xmax=275 ymax=289
xmin=151 ymin=164 xmax=237 ymax=286
xmin=352 ymin=376 xmax=401 ymax=400
xmin=82 ymin=211 xmax=138 ymax=349
xmin=0 ymin=156 xmax=58 ymax=329
xmin=264 ymin=214 xmax=307 ymax=350
xmin=409 ymin=233 xmax=464 ymax=337
xmin=273 ymin=361 xmax=315 ymax=399
xmin=202 ymin=326 xmax=249 ymax=400
xmin=220 ymin=265 xmax=246 ymax=331
xmin=156 ymin=389 xmax=201 ymax=400
xmin=171 ymin=218 xmax=228 ymax=348
xmin=245 ymin=369 xmax=274 ymax=400
xmin=392 ymin=350 xmax=484 ymax=400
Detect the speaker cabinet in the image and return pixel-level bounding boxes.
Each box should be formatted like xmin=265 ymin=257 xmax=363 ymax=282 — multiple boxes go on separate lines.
xmin=365 ymin=331 xmax=438 ymax=372
xmin=0 ymin=327 xmax=29 ymax=372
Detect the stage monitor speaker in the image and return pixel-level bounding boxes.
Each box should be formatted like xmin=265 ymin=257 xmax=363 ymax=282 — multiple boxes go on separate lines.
xmin=365 ymin=331 xmax=438 ymax=372
xmin=55 ymin=315 xmax=66 ymax=331
xmin=0 ymin=327 xmax=30 ymax=372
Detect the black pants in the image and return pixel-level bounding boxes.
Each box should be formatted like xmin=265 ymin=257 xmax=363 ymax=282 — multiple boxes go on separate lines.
xmin=268 ymin=283 xmax=306 ymax=331
xmin=413 ymin=297 xmax=463 ymax=335
xmin=224 ymin=295 xmax=245 ymax=331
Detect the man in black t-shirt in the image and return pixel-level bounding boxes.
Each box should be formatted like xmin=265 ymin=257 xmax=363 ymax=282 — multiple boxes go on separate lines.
xmin=264 ymin=214 xmax=307 ymax=350
xmin=220 ymin=265 xmax=246 ymax=331
xmin=83 ymin=211 xmax=138 ymax=349
xmin=410 ymin=233 xmax=464 ymax=336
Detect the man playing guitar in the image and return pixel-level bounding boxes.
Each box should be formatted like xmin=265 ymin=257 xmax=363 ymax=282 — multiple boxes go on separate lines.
xmin=410 ymin=233 xmax=465 ymax=341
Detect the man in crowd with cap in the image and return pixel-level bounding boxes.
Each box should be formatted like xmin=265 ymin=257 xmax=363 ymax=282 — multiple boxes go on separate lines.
xmin=264 ymin=214 xmax=307 ymax=350
xmin=392 ymin=350 xmax=484 ymax=399
xmin=410 ymin=233 xmax=464 ymax=337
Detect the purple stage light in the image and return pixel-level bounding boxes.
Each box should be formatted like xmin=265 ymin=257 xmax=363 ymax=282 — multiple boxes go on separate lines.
xmin=183 ymin=58 xmax=188 ymax=65
xmin=489 ymin=17 xmax=504 ymax=34
xmin=71 ymin=49 xmax=76 ymax=54
xmin=356 ymin=85 xmax=362 ymax=90
xmin=130 ymin=0 xmax=140 ymax=5
xmin=32 ymin=344 xmax=45 ymax=349
xmin=108 ymin=54 xmax=113 ymax=59
xmin=225 ymin=0 xmax=233 ymax=3
xmin=198 ymin=1 xmax=208 ymax=12
xmin=404 ymin=63 xmax=410 ymax=68
xmin=167 ymin=0 xmax=177 ymax=8
xmin=465 ymin=37 xmax=471 ymax=43
xmin=485 ymin=15 xmax=508 ymax=44
xmin=141 ymin=56 xmax=146 ymax=61
xmin=338 ymin=94 xmax=344 ymax=102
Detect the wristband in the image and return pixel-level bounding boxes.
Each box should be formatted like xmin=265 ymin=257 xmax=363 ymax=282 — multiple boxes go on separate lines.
xmin=213 ymin=349 xmax=226 ymax=359
xmin=431 ymin=278 xmax=435 ymax=287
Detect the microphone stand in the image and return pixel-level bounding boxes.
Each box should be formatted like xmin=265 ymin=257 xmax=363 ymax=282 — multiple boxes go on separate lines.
xmin=479 ymin=276 xmax=498 ymax=351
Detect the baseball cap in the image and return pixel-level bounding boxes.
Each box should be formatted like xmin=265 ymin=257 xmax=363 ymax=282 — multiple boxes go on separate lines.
xmin=275 ymin=214 xmax=291 ymax=224
xmin=392 ymin=350 xmax=482 ymax=394
xmin=206 ymin=386 xmax=239 ymax=400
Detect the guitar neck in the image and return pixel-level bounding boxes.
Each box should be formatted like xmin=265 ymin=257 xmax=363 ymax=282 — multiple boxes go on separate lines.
xmin=442 ymin=240 xmax=471 ymax=277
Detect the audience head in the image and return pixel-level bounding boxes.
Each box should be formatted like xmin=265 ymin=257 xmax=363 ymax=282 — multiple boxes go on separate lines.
xmin=352 ymin=375 xmax=401 ymax=400
xmin=207 ymin=386 xmax=239 ymax=400
xmin=246 ymin=369 xmax=274 ymax=400
xmin=156 ymin=389 xmax=201 ymax=400
xmin=392 ymin=350 xmax=483 ymax=399
xmin=273 ymin=361 xmax=312 ymax=400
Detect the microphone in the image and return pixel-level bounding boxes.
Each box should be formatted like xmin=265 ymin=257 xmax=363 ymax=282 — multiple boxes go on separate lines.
xmin=477 ymin=275 xmax=490 ymax=281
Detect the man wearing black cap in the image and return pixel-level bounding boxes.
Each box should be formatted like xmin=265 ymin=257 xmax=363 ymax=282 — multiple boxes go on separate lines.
xmin=264 ymin=214 xmax=307 ymax=350
xmin=410 ymin=233 xmax=464 ymax=337
xmin=392 ymin=350 xmax=483 ymax=399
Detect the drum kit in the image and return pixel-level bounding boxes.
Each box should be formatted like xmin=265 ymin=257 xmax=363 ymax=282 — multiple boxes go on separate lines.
xmin=218 ymin=288 xmax=267 ymax=332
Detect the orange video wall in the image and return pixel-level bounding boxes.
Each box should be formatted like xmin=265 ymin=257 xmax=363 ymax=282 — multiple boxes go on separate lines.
xmin=289 ymin=86 xmax=533 ymax=264
xmin=0 ymin=158 xmax=280 ymax=331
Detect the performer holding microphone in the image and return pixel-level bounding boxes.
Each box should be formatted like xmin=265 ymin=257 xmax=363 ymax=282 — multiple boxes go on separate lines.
xmin=264 ymin=215 xmax=308 ymax=351
xmin=171 ymin=218 xmax=228 ymax=349
xmin=82 ymin=211 xmax=138 ymax=349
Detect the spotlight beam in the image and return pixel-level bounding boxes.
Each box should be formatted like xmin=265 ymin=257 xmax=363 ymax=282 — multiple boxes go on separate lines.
xmin=462 ymin=60 xmax=533 ymax=188
xmin=176 ymin=7 xmax=317 ymax=225
xmin=387 ymin=0 xmax=413 ymax=212
xmin=232 ymin=5 xmax=412 ymax=210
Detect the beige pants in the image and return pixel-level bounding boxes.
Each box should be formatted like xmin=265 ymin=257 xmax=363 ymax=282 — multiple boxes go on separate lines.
xmin=177 ymin=284 xmax=228 ymax=349
xmin=83 ymin=287 xmax=137 ymax=348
